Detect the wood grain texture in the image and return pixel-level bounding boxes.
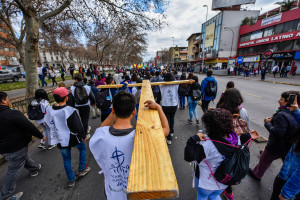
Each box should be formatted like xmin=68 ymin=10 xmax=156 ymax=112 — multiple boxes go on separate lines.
xmin=97 ymin=80 xmax=193 ymax=89
xmin=126 ymin=80 xmax=179 ymax=199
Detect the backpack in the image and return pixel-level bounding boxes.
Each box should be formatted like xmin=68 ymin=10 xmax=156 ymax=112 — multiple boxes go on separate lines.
xmin=96 ymin=89 xmax=112 ymax=110
xmin=74 ymin=86 xmax=89 ymax=105
xmin=232 ymin=114 xmax=248 ymax=136
xmin=27 ymin=99 xmax=45 ymax=120
xmin=204 ymin=138 xmax=252 ymax=186
xmin=205 ymin=80 xmax=217 ymax=97
xmin=178 ymin=84 xmax=188 ymax=96
xmin=191 ymin=89 xmax=201 ymax=101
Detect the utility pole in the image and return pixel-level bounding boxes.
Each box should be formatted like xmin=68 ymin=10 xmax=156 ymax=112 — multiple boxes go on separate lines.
xmin=201 ymin=5 xmax=208 ymax=72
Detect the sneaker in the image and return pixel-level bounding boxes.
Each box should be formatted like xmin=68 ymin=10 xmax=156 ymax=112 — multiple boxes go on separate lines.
xmin=248 ymin=168 xmax=261 ymax=181
xmin=31 ymin=164 xmax=42 ymax=177
xmin=68 ymin=180 xmax=76 ymax=187
xmin=38 ymin=143 xmax=46 ymax=150
xmin=87 ymin=126 xmax=91 ymax=133
xmin=12 ymin=192 xmax=23 ymax=200
xmin=167 ymin=140 xmax=172 ymax=145
xmin=86 ymin=134 xmax=91 ymax=140
xmin=188 ymin=119 xmax=193 ymax=124
xmin=196 ymin=119 xmax=199 ymax=124
xmin=171 ymin=133 xmax=174 ymax=137
xmin=222 ymin=190 xmax=234 ymax=200
xmin=48 ymin=144 xmax=57 ymax=150
xmin=77 ymin=166 xmax=91 ymax=177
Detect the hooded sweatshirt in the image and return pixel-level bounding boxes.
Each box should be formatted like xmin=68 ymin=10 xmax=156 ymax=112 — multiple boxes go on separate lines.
xmin=200 ymin=76 xmax=218 ymax=101
xmin=0 ymin=105 xmax=43 ymax=154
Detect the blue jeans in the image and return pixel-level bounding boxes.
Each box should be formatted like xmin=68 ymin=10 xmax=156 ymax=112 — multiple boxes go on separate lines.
xmin=59 ymin=142 xmax=86 ymax=182
xmin=195 ymin=178 xmax=224 ymax=200
xmin=179 ymin=95 xmax=185 ymax=108
xmin=187 ymin=96 xmax=198 ymax=120
xmin=39 ymin=75 xmax=47 ymax=87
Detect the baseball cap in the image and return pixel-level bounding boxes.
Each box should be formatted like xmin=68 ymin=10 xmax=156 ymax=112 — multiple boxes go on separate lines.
xmin=53 ymin=87 xmax=69 ymax=98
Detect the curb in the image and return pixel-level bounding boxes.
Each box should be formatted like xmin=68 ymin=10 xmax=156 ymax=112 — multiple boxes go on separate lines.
xmin=258 ymin=80 xmax=300 ymax=86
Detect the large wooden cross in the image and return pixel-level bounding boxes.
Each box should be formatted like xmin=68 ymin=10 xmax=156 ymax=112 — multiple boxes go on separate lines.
xmin=97 ymin=79 xmax=192 ymax=199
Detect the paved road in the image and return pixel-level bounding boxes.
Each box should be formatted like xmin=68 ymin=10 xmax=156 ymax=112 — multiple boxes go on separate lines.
xmin=0 ymin=75 xmax=299 ymax=200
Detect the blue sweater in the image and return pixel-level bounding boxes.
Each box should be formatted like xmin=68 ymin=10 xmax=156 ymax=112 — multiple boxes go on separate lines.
xmin=200 ymin=76 xmax=218 ymax=101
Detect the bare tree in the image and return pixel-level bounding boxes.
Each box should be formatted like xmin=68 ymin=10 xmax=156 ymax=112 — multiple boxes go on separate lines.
xmin=0 ymin=0 xmax=166 ymax=97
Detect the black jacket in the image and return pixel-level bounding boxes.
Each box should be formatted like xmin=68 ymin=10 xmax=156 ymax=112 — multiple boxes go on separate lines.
xmin=187 ymin=82 xmax=201 ymax=97
xmin=265 ymin=108 xmax=298 ymax=157
xmin=184 ymin=132 xmax=252 ymax=178
xmin=0 ymin=105 xmax=43 ymax=154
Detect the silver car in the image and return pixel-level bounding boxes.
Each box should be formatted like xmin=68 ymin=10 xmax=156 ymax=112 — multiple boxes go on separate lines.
xmin=0 ymin=70 xmax=20 ymax=82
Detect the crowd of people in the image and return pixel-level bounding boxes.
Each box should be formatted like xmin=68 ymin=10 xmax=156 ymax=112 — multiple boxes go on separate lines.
xmin=0 ymin=66 xmax=299 ymax=200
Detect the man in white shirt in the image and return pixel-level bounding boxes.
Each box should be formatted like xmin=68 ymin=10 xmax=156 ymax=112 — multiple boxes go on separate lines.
xmin=272 ymin=65 xmax=279 ymax=78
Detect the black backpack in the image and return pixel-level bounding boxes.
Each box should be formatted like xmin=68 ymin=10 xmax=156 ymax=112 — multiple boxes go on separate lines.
xmin=74 ymin=86 xmax=89 ymax=105
xmin=86 ymin=68 xmax=91 ymax=76
xmin=27 ymin=99 xmax=45 ymax=120
xmin=205 ymin=80 xmax=217 ymax=97
xmin=204 ymin=139 xmax=252 ymax=185
xmin=96 ymin=89 xmax=112 ymax=110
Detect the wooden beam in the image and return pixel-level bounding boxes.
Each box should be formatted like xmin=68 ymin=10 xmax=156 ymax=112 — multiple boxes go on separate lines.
xmin=127 ymin=80 xmax=179 ymax=199
xmin=97 ymin=80 xmax=193 ymax=89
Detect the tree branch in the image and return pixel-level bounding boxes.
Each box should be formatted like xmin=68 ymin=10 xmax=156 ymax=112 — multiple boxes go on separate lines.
xmin=14 ymin=0 xmax=30 ymax=17
xmin=39 ymin=0 xmax=72 ymax=22
xmin=0 ymin=35 xmax=16 ymax=46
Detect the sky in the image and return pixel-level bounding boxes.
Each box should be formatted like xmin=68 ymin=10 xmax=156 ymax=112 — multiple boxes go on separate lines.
xmin=142 ymin=0 xmax=281 ymax=61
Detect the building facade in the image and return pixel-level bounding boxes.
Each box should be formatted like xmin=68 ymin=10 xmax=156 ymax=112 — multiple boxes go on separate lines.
xmin=200 ymin=10 xmax=260 ymax=68
xmin=237 ymin=7 xmax=300 ymax=73
xmin=0 ymin=22 xmax=19 ymax=70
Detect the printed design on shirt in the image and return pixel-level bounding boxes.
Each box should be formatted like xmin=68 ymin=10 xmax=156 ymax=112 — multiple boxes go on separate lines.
xmin=166 ymin=89 xmax=175 ymax=104
xmin=109 ymin=147 xmax=130 ymax=192
xmin=49 ymin=119 xmax=59 ymax=140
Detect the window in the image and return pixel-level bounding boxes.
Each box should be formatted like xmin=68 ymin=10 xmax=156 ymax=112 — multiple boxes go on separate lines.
xmin=4 ymin=47 xmax=9 ymax=51
xmin=278 ymin=40 xmax=294 ymax=51
xmin=293 ymin=39 xmax=300 ymax=50
xmin=56 ymin=56 xmax=59 ymax=60
xmin=0 ymin=47 xmax=3 ymax=50
xmin=263 ymin=26 xmax=274 ymax=37
xmin=283 ymin=21 xmax=294 ymax=33
xmin=51 ymin=57 xmax=54 ymax=61
xmin=295 ymin=19 xmax=300 ymax=31
xmin=274 ymin=23 xmax=284 ymax=35
xmin=43 ymin=51 xmax=46 ymax=55
xmin=44 ymin=57 xmax=47 ymax=61
xmin=0 ymin=56 xmax=6 ymax=60
xmin=240 ymin=33 xmax=251 ymax=42
xmin=250 ymin=30 xmax=263 ymax=40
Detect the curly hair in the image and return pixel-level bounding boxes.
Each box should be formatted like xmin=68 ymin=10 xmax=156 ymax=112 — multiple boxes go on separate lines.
xmin=217 ymin=88 xmax=243 ymax=114
xmin=202 ymin=108 xmax=233 ymax=140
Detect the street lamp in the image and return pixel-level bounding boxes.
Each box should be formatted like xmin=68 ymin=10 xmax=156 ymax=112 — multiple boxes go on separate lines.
xmin=222 ymin=27 xmax=234 ymax=58
xmin=201 ymin=5 xmax=208 ymax=72
xmin=172 ymin=37 xmax=174 ymax=68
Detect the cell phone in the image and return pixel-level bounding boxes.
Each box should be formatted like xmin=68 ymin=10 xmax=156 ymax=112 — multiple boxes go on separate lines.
xmin=287 ymin=94 xmax=296 ymax=107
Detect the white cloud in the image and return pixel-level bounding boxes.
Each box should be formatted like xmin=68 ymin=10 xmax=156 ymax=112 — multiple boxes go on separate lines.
xmin=143 ymin=0 xmax=280 ymax=61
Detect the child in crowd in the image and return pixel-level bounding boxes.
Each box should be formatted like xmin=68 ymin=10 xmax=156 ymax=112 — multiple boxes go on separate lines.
xmin=44 ymin=87 xmax=90 ymax=187
xmin=90 ymin=91 xmax=169 ymax=200
xmin=29 ymin=89 xmax=56 ymax=150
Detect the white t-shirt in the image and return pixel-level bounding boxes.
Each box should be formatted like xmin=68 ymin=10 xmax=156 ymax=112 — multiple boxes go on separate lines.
xmin=159 ymin=85 xmax=179 ymax=107
xmin=90 ymin=126 xmax=135 ymax=200
xmin=49 ymin=70 xmax=56 ymax=78
xmin=114 ymin=73 xmax=120 ymax=84
xmin=37 ymin=67 xmax=43 ymax=75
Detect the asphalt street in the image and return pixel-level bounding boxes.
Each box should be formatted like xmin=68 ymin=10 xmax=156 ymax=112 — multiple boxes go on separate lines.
xmin=0 ymin=74 xmax=299 ymax=200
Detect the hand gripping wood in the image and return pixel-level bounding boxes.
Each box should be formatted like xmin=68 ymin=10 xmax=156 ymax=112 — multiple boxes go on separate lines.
xmin=126 ymin=80 xmax=179 ymax=199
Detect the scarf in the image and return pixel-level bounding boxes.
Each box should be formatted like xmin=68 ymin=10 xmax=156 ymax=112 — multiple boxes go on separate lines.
xmin=225 ymin=131 xmax=239 ymax=145
xmin=276 ymin=106 xmax=287 ymax=113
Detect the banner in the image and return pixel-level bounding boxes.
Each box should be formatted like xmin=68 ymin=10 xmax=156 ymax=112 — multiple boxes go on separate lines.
xmin=261 ymin=13 xmax=282 ymax=27
xmin=212 ymin=0 xmax=256 ymax=10
xmin=205 ymin=22 xmax=216 ymax=48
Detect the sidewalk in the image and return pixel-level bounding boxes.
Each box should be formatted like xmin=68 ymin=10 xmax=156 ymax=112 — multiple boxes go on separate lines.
xmin=224 ymin=73 xmax=300 ymax=86
xmin=7 ymin=79 xmax=74 ymax=101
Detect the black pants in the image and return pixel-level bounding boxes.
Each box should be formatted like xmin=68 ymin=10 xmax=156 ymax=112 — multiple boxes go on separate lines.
xmin=201 ymin=100 xmax=211 ymax=113
xmin=261 ymin=73 xmax=265 ymax=80
xmin=51 ymin=77 xmax=57 ymax=86
xmin=70 ymin=71 xmax=74 ymax=79
xmin=76 ymin=106 xmax=90 ymax=135
xmin=101 ymin=113 xmax=110 ymax=122
xmin=271 ymin=176 xmax=300 ymax=200
xmin=162 ymin=106 xmax=177 ymax=141
xmin=61 ymin=73 xmax=65 ymax=81
xmin=153 ymin=92 xmax=161 ymax=104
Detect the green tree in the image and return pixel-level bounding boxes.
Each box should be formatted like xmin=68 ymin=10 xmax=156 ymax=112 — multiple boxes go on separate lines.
xmin=276 ymin=0 xmax=295 ymax=11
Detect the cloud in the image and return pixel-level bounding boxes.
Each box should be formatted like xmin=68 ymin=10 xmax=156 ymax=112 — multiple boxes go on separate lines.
xmin=143 ymin=0 xmax=279 ymax=61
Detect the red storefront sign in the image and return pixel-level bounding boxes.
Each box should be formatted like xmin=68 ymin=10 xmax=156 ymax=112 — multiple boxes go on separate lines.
xmin=239 ymin=30 xmax=300 ymax=48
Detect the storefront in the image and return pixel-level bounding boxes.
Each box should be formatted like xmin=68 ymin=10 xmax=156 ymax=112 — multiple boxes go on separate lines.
xmin=293 ymin=51 xmax=300 ymax=74
xmin=242 ymin=55 xmax=260 ymax=67
xmin=205 ymin=58 xmax=228 ymax=69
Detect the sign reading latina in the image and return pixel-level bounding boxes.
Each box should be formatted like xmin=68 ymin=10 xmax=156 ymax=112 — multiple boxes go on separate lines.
xmin=239 ymin=31 xmax=300 ymax=48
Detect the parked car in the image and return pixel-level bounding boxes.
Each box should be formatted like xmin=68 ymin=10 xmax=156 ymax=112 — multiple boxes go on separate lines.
xmin=0 ymin=70 xmax=21 ymax=82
